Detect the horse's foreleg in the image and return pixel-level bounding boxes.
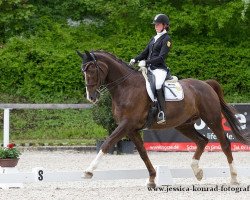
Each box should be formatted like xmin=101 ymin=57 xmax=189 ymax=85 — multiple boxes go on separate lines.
xmin=82 ymin=120 xmax=130 ymax=179
xmin=83 ymin=150 xmax=105 ymax=178
xmin=128 ymin=132 xmax=156 ymax=188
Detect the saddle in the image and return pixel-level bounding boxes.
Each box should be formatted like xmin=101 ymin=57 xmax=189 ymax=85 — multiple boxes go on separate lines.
xmin=146 ymin=70 xmax=184 ymax=102
xmin=141 ymin=68 xmax=184 ymax=129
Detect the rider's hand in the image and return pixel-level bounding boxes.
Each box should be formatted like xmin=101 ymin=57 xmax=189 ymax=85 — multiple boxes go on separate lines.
xmin=129 ymin=59 xmax=136 ymax=66
xmin=138 ymin=60 xmax=146 ymax=67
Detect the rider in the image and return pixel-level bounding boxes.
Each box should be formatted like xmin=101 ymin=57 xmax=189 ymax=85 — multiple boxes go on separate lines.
xmin=130 ymin=14 xmax=172 ymax=124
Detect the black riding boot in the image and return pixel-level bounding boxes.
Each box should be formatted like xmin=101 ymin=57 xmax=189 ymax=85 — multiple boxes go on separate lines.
xmin=156 ymin=89 xmax=166 ymax=124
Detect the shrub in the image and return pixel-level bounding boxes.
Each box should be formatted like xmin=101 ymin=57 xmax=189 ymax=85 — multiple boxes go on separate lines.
xmin=92 ymin=93 xmax=117 ymax=135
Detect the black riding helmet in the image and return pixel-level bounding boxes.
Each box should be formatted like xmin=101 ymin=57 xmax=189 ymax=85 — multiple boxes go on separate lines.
xmin=152 ymin=14 xmax=169 ymax=25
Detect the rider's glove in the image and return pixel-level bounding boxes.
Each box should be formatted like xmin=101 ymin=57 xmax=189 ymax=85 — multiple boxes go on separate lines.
xmin=138 ymin=60 xmax=146 ymax=67
xmin=129 ymin=59 xmax=136 ymax=66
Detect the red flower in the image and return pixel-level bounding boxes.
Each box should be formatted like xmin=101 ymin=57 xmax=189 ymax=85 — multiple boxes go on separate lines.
xmin=7 ymin=143 xmax=15 ymax=149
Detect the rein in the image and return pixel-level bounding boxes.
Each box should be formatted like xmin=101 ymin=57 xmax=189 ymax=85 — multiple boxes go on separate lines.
xmin=82 ymin=52 xmax=134 ymax=95
xmin=99 ymin=71 xmax=133 ymax=94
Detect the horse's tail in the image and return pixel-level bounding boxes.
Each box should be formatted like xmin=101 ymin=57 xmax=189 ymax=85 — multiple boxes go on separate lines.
xmin=205 ymin=79 xmax=250 ymax=145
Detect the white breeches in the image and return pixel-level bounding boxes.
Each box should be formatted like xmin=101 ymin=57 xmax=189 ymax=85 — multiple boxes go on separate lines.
xmin=149 ymin=68 xmax=168 ymax=89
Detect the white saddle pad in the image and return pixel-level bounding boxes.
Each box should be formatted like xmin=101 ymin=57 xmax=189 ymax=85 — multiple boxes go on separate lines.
xmin=145 ymin=78 xmax=184 ymax=102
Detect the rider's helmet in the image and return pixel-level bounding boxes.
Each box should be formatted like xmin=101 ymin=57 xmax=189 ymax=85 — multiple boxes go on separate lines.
xmin=152 ymin=14 xmax=170 ymax=25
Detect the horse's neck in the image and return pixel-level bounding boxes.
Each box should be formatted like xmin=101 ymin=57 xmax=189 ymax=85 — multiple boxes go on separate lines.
xmin=96 ymin=53 xmax=141 ymax=100
xmin=96 ymin=53 xmax=134 ymax=85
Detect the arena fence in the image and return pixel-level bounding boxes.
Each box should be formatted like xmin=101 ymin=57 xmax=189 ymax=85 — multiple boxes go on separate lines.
xmin=1 ymin=165 xmax=250 ymax=189
xmin=0 ymin=104 xmax=92 ymax=147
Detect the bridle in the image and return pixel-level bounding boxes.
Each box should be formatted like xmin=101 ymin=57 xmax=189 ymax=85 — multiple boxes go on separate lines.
xmin=81 ymin=52 xmax=133 ymax=94
xmin=82 ymin=52 xmax=106 ymax=88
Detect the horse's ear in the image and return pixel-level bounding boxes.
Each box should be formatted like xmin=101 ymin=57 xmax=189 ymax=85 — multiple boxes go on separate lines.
xmin=84 ymin=50 xmax=93 ymax=61
xmin=76 ymin=50 xmax=83 ymax=58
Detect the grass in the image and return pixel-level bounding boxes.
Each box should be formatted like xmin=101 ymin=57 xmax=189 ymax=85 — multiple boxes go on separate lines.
xmin=0 ymin=107 xmax=108 ymax=146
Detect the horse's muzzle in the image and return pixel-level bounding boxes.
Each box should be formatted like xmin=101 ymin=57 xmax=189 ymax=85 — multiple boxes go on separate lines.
xmin=88 ymin=91 xmax=100 ymax=103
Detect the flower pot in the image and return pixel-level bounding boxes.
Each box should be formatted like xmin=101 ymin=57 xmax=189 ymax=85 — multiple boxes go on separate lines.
xmin=0 ymin=158 xmax=20 ymax=168
xmin=117 ymin=140 xmax=135 ymax=154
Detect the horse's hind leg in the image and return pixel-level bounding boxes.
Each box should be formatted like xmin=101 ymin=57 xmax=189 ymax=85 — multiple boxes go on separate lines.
xmin=175 ymin=124 xmax=209 ymax=181
xmin=128 ymin=132 xmax=156 ymax=188
xmin=204 ymin=116 xmax=238 ymax=184
xmin=200 ymin=101 xmax=238 ymax=184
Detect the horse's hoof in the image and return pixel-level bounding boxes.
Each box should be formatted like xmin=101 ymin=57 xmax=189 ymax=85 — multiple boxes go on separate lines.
xmin=82 ymin=171 xmax=93 ymax=179
xmin=194 ymin=169 xmax=203 ymax=181
xmin=146 ymin=179 xmax=156 ymax=188
xmin=147 ymin=181 xmax=156 ymax=188
xmin=230 ymin=178 xmax=239 ymax=185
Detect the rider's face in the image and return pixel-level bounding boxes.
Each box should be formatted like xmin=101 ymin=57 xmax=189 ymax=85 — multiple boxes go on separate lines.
xmin=155 ymin=23 xmax=165 ymax=33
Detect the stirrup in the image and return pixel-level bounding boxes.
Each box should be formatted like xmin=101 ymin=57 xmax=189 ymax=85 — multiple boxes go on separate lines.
xmin=157 ymin=111 xmax=166 ymax=124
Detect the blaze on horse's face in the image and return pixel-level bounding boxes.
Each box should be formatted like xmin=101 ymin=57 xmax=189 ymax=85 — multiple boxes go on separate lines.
xmin=77 ymin=50 xmax=101 ymax=103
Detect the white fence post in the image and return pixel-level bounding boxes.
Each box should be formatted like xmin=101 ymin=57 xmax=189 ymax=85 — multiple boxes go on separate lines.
xmin=3 ymin=108 xmax=10 ymax=147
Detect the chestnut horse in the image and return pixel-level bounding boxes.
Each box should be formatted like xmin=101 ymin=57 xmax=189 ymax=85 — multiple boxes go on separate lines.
xmin=77 ymin=50 xmax=250 ymax=188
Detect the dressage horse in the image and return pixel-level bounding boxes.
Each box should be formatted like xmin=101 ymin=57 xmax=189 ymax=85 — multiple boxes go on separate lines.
xmin=77 ymin=50 xmax=250 ymax=188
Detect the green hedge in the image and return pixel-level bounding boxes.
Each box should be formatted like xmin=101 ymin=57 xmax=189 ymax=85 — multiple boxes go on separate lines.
xmin=0 ymin=0 xmax=249 ymax=103
xmin=169 ymin=43 xmax=250 ymax=102
xmin=1 ymin=33 xmax=249 ymax=103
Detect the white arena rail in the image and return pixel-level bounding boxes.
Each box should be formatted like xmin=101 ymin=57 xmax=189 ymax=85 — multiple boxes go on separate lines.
xmin=0 ymin=166 xmax=250 ymax=189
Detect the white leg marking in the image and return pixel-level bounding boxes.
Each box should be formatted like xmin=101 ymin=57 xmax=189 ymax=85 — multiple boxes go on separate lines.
xmin=191 ymin=159 xmax=203 ymax=181
xmin=229 ymin=161 xmax=239 ymax=184
xmin=82 ymin=150 xmax=105 ymax=179
xmin=87 ymin=150 xmax=105 ymax=172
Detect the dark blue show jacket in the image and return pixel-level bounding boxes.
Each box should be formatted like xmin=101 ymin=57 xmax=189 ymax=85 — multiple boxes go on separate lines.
xmin=134 ymin=33 xmax=171 ymax=70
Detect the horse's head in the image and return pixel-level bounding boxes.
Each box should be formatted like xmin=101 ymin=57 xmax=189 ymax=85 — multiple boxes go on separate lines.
xmin=77 ymin=50 xmax=108 ymax=103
